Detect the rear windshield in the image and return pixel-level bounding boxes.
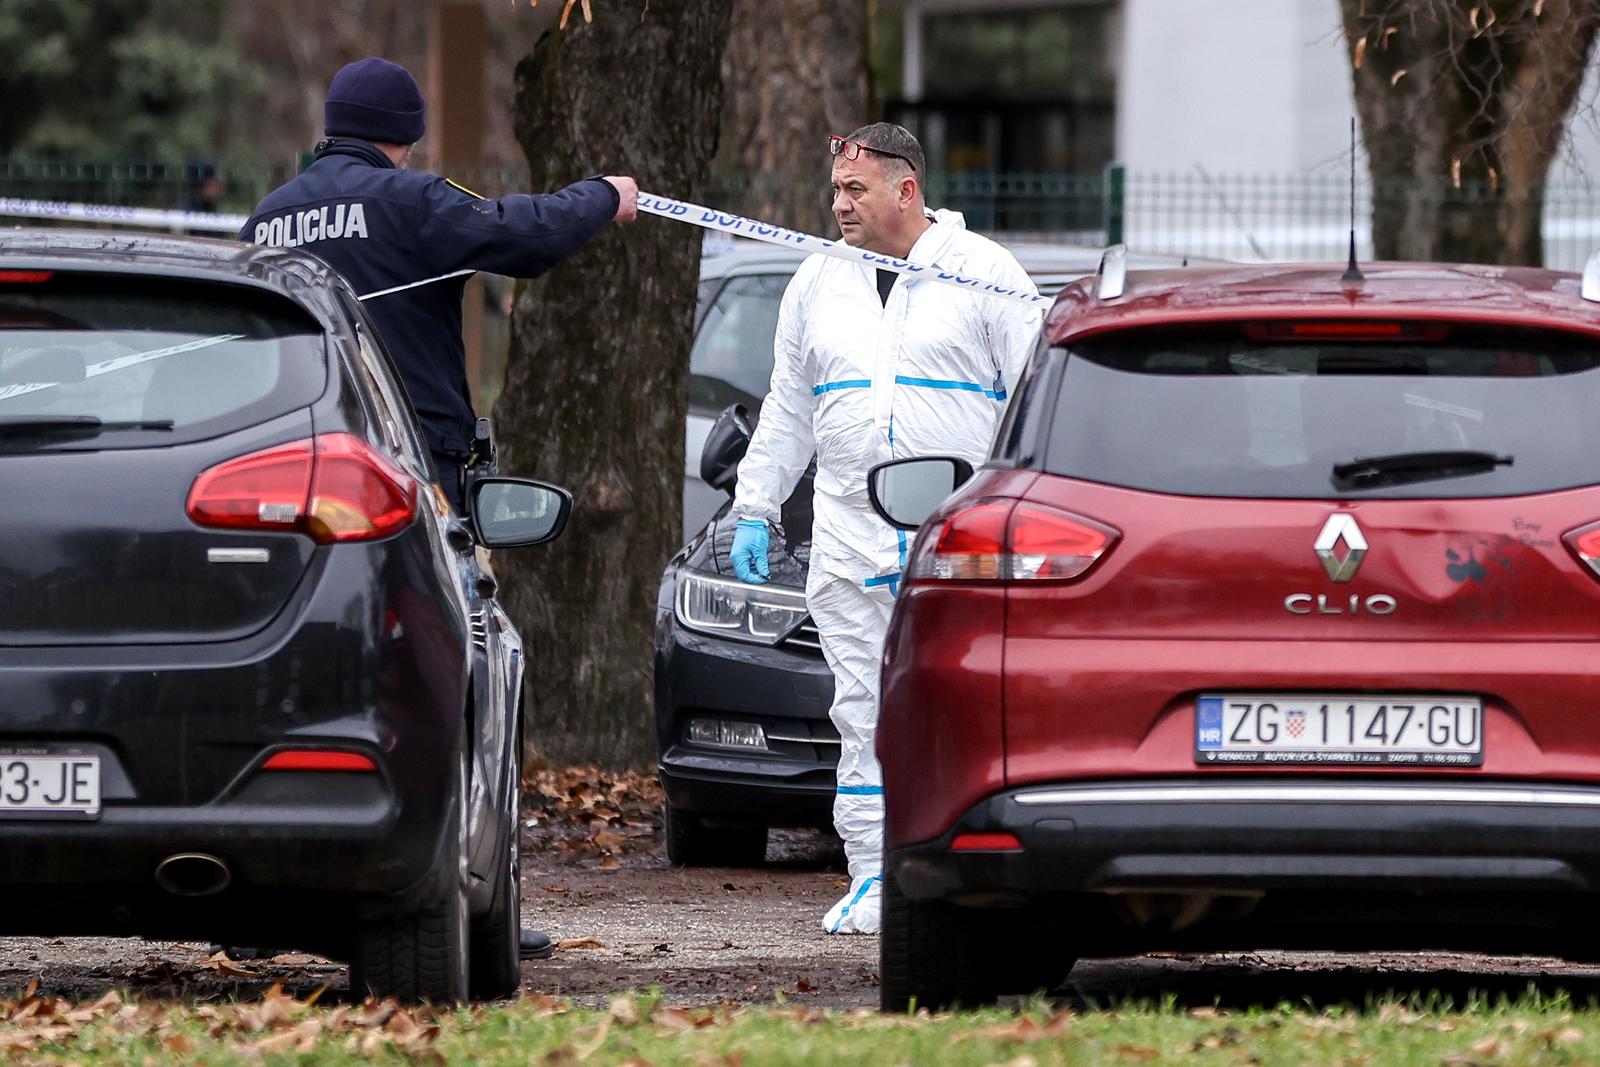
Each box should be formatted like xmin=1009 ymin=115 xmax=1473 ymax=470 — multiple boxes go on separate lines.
xmin=1044 ymin=324 xmax=1600 ymax=498
xmin=0 ymin=273 xmax=325 ymax=450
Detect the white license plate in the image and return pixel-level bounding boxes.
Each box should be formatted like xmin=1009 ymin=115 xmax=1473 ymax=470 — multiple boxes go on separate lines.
xmin=0 ymin=755 xmax=101 ymax=816
xmin=1195 ymin=695 xmax=1483 ymax=766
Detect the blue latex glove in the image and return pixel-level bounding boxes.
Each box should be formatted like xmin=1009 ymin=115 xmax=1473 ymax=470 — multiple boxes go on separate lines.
xmin=730 ymin=519 xmax=771 ymax=585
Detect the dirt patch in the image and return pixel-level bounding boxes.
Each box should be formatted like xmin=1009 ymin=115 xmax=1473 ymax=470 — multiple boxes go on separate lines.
xmin=521 ymin=828 xmax=875 ymax=1009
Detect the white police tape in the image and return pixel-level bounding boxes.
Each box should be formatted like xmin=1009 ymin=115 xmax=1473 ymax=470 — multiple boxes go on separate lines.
xmin=637 ymin=191 xmax=1051 ymax=308
xmin=356 ymin=269 xmax=476 ymax=302
xmin=0 ymin=333 xmax=243 ymax=403
xmin=0 ymin=193 xmax=1050 ymax=308
xmin=0 ymin=198 xmax=246 ymax=233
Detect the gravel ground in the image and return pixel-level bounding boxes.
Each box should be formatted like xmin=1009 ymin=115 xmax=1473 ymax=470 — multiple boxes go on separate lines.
xmin=6 ymin=824 xmax=1600 ymax=1009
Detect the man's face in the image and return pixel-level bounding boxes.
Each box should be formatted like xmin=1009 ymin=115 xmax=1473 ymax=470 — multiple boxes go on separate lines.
xmin=831 ymin=152 xmax=906 ymax=250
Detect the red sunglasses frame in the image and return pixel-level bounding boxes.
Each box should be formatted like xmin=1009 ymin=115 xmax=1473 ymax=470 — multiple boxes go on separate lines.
xmin=828 ymin=135 xmax=914 ymax=169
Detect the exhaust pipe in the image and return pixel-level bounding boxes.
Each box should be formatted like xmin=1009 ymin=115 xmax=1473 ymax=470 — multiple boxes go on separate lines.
xmin=154 ymin=853 xmax=232 ymax=897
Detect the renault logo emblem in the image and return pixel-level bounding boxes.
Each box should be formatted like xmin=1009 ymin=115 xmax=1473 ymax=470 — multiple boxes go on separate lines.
xmin=1315 ymin=514 xmax=1367 ymax=582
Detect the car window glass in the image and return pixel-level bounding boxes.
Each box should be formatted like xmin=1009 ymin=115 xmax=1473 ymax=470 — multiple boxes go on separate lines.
xmin=1044 ymin=326 xmax=1600 ymax=499
xmin=335 ymin=291 xmax=430 ymax=475
xmin=354 ymin=330 xmax=430 ymax=470
xmin=689 ymin=274 xmax=787 ymax=414
xmin=0 ymin=275 xmax=324 ymax=450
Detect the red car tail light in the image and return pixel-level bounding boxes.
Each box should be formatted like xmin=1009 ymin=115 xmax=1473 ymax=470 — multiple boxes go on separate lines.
xmin=1244 ymin=321 xmax=1450 ymax=343
xmin=187 ymin=439 xmax=313 ymax=531
xmin=1007 ymin=503 xmax=1118 ymax=580
xmin=303 ymin=433 xmax=418 ymax=542
xmin=909 ymin=500 xmax=1014 ymax=580
xmin=188 ymin=433 xmax=417 ymax=544
xmin=0 ymin=270 xmax=54 ymax=284
xmin=261 ymin=749 xmax=377 ymax=772
xmin=950 ymin=832 xmax=1023 ymax=852
xmin=1563 ymin=521 xmax=1600 ymax=579
xmin=907 ymin=499 xmax=1117 ymax=583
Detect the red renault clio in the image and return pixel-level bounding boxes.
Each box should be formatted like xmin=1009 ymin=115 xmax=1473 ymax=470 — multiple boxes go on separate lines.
xmin=870 ymin=250 xmax=1600 ymax=1010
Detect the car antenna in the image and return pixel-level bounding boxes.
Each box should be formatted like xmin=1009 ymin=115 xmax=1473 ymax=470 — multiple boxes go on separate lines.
xmin=1342 ymin=116 xmax=1365 ymax=282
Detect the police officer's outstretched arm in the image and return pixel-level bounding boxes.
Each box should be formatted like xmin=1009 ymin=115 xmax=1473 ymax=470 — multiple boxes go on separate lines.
xmin=730 ymin=270 xmax=816 ymax=585
xmin=413 ymin=173 xmax=638 ymax=278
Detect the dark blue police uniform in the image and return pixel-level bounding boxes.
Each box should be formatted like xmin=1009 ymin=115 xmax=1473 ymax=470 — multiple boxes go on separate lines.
xmin=241 ymin=56 xmax=575 ymax=965
xmin=241 ymin=139 xmax=618 ymax=503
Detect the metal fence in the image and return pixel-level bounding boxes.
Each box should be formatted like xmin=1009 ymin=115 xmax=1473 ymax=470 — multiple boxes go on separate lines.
xmin=4 ymin=158 xmax=1600 ymax=270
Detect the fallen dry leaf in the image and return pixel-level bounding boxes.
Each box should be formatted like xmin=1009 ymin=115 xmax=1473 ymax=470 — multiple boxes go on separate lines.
xmin=959 ymin=1014 xmax=1074 ymax=1045
xmin=558 ymin=937 xmax=606 ymax=950
xmin=653 ymin=1009 xmax=698 ymax=1033
xmin=524 ymin=767 xmax=664 ymax=858
xmin=523 ymin=993 xmax=570 ymax=1017
xmin=609 ymin=996 xmax=639 ymax=1026
xmin=1455 ymin=1035 xmax=1512 ymax=1061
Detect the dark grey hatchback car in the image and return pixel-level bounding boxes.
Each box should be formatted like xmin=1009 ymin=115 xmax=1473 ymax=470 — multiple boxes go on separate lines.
xmin=0 ymin=230 xmax=569 ymax=1003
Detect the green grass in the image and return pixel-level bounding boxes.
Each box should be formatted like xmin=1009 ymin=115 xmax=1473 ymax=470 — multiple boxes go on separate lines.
xmin=11 ymin=985 xmax=1600 ymax=1065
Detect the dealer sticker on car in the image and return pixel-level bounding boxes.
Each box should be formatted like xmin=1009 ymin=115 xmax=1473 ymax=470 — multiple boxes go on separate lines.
xmin=1195 ymin=694 xmax=1482 ymax=766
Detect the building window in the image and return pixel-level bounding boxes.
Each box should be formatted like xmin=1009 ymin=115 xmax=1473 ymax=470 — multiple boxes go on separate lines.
xmin=892 ymin=1 xmax=1117 ymax=175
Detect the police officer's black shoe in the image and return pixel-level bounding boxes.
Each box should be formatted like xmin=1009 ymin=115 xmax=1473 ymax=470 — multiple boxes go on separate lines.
xmin=207 ymin=944 xmax=281 ymax=961
xmin=519 ymin=928 xmax=555 ymax=960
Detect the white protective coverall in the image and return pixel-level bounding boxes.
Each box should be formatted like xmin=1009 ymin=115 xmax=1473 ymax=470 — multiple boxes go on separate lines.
xmin=733 ymin=210 xmax=1043 ymax=934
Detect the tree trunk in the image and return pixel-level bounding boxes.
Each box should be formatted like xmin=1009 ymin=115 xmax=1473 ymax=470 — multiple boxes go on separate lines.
xmin=1340 ymin=0 xmax=1600 ymax=266
xmin=495 ymin=0 xmax=732 ymax=767
xmin=718 ymin=0 xmax=869 ymax=233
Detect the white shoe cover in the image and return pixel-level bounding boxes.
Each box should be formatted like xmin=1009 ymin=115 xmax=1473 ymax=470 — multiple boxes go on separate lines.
xmin=822 ymin=873 xmax=882 ymax=935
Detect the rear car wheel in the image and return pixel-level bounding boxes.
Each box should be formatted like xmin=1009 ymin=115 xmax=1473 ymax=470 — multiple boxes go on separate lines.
xmin=881 ymin=867 xmax=1077 ymax=1012
xmin=881 ymin=867 xmax=1002 ymax=1012
xmin=664 ymin=802 xmax=767 ymax=867
xmin=350 ymin=721 xmax=471 ymax=1004
xmin=468 ymin=716 xmax=523 ymax=1000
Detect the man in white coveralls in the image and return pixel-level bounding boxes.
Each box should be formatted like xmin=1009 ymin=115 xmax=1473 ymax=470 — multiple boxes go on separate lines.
xmin=728 ymin=123 xmax=1043 ymax=934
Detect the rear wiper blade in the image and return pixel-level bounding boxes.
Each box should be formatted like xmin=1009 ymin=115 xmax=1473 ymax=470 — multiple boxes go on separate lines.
xmin=0 ymin=416 xmax=174 ymax=439
xmin=1332 ymin=450 xmax=1512 ymax=490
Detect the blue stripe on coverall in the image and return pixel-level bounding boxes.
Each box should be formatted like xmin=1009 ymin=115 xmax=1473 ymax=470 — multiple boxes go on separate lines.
xmin=893 ymin=374 xmax=1007 ymax=401
xmin=813 ymin=379 xmax=872 ymax=395
xmin=864 ymin=572 xmax=901 ymax=598
xmin=827 ymin=874 xmax=882 ymax=933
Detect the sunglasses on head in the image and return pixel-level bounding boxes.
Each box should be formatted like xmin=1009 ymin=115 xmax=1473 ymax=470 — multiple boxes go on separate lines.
xmin=828 ymin=134 xmax=914 ymax=168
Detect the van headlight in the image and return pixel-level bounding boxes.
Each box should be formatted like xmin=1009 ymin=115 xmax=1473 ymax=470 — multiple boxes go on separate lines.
xmin=675 ymin=570 xmax=809 ymax=644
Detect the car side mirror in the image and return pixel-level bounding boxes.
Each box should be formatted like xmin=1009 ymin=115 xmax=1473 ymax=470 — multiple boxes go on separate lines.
xmin=700 ymin=403 xmax=753 ymax=496
xmin=867 ymin=457 xmax=975 ymax=530
xmin=468 ymin=477 xmax=573 ymax=547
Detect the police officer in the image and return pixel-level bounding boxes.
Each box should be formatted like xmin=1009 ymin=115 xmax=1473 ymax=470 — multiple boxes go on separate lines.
xmin=242 ymin=56 xmax=638 ymax=511
xmin=243 ymin=57 xmax=637 ymax=963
